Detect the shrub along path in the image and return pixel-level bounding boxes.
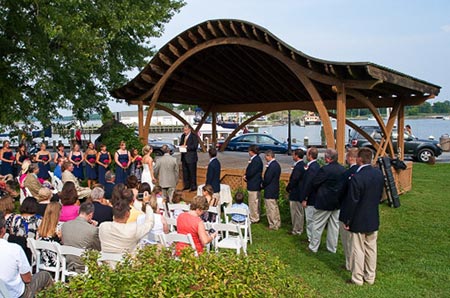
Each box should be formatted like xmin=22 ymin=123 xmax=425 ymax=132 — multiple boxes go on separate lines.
xmin=249 ymin=163 xmax=450 ymax=298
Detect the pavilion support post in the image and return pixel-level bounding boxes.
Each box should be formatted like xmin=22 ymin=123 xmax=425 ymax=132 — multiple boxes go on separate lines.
xmin=138 ymin=103 xmax=145 ymax=144
xmin=212 ymin=112 xmax=217 ymax=148
xmin=397 ymin=102 xmax=405 ymax=160
xmin=335 ymin=84 xmax=347 ymax=163
xmin=142 ymin=98 xmax=158 ymax=145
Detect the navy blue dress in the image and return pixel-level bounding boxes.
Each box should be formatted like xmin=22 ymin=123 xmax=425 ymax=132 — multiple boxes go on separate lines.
xmin=85 ymin=153 xmax=97 ymax=180
xmin=97 ymin=152 xmax=110 ymax=186
xmin=115 ymin=151 xmax=129 ymax=184
xmin=1 ymin=150 xmax=14 ymax=176
xmin=37 ymin=153 xmax=50 ymax=180
xmin=70 ymin=153 xmax=84 ymax=180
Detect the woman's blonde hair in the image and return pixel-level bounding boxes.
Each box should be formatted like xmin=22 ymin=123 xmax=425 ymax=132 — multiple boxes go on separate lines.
xmin=142 ymin=145 xmax=152 ymax=155
xmin=20 ymin=159 xmax=31 ymax=175
xmin=38 ymin=202 xmax=62 ymax=238
xmin=37 ymin=187 xmax=52 ymax=202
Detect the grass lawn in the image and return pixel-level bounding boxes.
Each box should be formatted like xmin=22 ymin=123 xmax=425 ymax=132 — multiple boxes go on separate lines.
xmin=248 ymin=163 xmax=450 ymax=297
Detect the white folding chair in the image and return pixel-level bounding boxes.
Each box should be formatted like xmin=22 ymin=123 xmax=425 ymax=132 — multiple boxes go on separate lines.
xmin=26 ymin=238 xmax=38 ymax=273
xmin=212 ymin=223 xmax=246 ymax=255
xmin=164 ymin=216 xmax=177 ymax=232
xmin=159 ymin=233 xmax=197 ymax=256
xmin=57 ymin=245 xmax=87 ymax=282
xmin=206 ymin=205 xmax=221 ymax=224
xmin=24 ymin=187 xmax=32 ymax=198
xmin=30 ymin=239 xmax=63 ymax=281
xmin=223 ymin=207 xmax=252 ymax=248
xmin=167 ymin=203 xmax=190 ymax=219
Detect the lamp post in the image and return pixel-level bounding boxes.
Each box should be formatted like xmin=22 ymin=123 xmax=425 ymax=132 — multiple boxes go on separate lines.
xmin=287 ymin=110 xmax=292 ymax=155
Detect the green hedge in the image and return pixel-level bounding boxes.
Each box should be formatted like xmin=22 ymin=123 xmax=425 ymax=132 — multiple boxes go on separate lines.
xmin=41 ymin=246 xmax=312 ymax=297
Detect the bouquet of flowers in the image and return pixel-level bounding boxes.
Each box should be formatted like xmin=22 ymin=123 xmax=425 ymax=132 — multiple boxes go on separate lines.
xmin=42 ymin=156 xmax=48 ymax=161
xmin=121 ymin=162 xmax=128 ymax=167
xmin=135 ymin=156 xmax=142 ymax=162
xmin=9 ymin=155 xmax=15 ymax=160
xmin=103 ymin=159 xmax=110 ymax=164
xmin=88 ymin=158 xmax=95 ymax=163
xmin=73 ymin=157 xmax=81 ymax=162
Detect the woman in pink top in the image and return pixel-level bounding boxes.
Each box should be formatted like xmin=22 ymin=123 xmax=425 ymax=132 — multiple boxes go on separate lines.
xmin=58 ymin=181 xmax=80 ymax=222
xmin=176 ymin=196 xmax=217 ymax=255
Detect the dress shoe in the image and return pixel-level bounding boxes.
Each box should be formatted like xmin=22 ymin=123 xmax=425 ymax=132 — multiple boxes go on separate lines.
xmin=288 ymin=231 xmax=302 ymax=236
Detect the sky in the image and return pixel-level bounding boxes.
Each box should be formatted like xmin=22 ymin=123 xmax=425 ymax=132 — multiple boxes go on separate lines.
xmin=109 ymin=0 xmax=450 ymax=113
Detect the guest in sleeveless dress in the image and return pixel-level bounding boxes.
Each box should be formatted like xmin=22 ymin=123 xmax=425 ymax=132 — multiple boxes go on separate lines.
xmin=36 ymin=142 xmax=51 ymax=180
xmin=69 ymin=143 xmax=84 ymax=180
xmin=85 ymin=142 xmax=98 ymax=188
xmin=96 ymin=144 xmax=111 ymax=186
xmin=1 ymin=140 xmax=15 ymax=177
xmin=142 ymin=195 xmax=169 ymax=245
xmin=114 ymin=141 xmax=130 ymax=184
xmin=37 ymin=202 xmax=62 ymax=268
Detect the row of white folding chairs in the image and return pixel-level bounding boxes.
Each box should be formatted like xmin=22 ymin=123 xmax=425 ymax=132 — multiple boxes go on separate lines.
xmin=26 ymin=238 xmax=123 ymax=282
xmin=48 ymin=171 xmax=63 ymax=192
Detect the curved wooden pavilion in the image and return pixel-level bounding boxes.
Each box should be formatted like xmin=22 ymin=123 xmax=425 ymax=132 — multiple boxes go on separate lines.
xmin=111 ymin=19 xmax=441 ymax=163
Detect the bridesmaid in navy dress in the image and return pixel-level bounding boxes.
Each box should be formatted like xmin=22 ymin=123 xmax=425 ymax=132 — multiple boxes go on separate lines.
xmin=85 ymin=142 xmax=97 ymax=188
xmin=0 ymin=140 xmax=14 ymax=177
xmin=114 ymin=141 xmax=131 ymax=184
xmin=15 ymin=144 xmax=29 ymax=178
xmin=36 ymin=143 xmax=51 ymax=180
xmin=69 ymin=143 xmax=84 ymax=180
xmin=53 ymin=143 xmax=67 ymax=163
xmin=96 ymin=144 xmax=111 ymax=186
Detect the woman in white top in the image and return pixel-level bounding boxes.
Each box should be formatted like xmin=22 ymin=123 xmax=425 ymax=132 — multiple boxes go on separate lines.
xmin=143 ymin=194 xmax=169 ymax=245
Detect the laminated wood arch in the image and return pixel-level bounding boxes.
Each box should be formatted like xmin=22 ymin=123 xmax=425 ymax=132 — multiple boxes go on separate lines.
xmin=112 ymin=19 xmax=440 ymax=162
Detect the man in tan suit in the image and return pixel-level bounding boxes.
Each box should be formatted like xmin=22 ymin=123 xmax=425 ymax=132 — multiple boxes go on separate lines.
xmin=23 ymin=163 xmax=43 ymax=197
xmin=61 ymin=161 xmax=91 ymax=199
xmin=154 ymin=145 xmax=179 ymax=202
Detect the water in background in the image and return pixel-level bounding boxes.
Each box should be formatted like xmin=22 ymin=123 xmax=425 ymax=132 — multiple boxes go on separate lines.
xmin=258 ymin=118 xmax=450 ymax=146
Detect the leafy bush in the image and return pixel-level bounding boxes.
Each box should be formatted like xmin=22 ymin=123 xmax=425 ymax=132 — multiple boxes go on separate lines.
xmin=41 ymin=246 xmax=312 ymax=297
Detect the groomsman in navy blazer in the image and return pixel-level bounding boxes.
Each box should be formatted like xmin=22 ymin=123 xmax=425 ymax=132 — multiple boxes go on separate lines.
xmin=243 ymin=145 xmax=263 ymax=223
xmin=261 ymin=150 xmax=281 ymax=230
xmin=206 ymin=148 xmax=221 ymax=200
xmin=342 ymin=147 xmax=384 ymax=286
xmin=286 ymin=149 xmax=306 ymax=235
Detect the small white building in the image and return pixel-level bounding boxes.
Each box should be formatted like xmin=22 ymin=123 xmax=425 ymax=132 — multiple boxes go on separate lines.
xmin=119 ymin=109 xmax=195 ymax=126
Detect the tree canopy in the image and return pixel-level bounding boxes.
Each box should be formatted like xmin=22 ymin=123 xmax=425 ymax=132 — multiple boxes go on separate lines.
xmin=0 ymin=0 xmax=185 ymax=129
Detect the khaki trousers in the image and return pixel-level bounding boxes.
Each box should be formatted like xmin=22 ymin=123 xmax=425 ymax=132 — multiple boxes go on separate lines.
xmin=248 ymin=191 xmax=260 ymax=223
xmin=339 ymin=222 xmax=351 ymax=270
xmin=309 ymin=209 xmax=340 ymax=253
xmin=304 ymin=205 xmax=315 ymax=242
xmin=349 ymin=231 xmax=378 ymax=285
xmin=264 ymin=198 xmax=281 ymax=230
xmin=289 ymin=201 xmax=304 ymax=234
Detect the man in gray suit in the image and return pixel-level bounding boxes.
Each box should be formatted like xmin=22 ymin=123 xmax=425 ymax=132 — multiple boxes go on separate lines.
xmin=61 ymin=202 xmax=101 ymax=271
xmin=154 ymin=145 xmax=179 ymax=202
xmin=61 ymin=161 xmax=91 ymax=199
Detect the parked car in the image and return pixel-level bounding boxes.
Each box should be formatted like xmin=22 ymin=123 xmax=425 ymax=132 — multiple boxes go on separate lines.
xmin=347 ymin=126 xmax=442 ymax=162
xmin=149 ymin=139 xmax=176 ymax=156
xmin=217 ymin=133 xmax=306 ymax=154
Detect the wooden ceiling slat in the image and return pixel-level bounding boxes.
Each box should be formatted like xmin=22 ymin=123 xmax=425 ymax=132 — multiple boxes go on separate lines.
xmin=240 ymin=23 xmax=252 ymax=39
xmin=158 ymin=53 xmax=173 ymax=67
xmin=207 ymin=21 xmax=219 ymax=38
xmin=140 ymin=73 xmax=158 ymax=84
xmin=218 ymin=20 xmax=232 ymax=37
xmin=229 ymin=21 xmax=241 ymax=37
xmin=188 ymin=31 xmax=199 ymax=45
xmin=177 ymin=36 xmax=190 ymax=51
xmin=252 ymin=26 xmax=264 ymax=43
xmin=168 ymin=43 xmax=181 ymax=58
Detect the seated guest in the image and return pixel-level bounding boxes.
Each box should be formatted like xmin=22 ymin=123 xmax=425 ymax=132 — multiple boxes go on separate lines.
xmin=59 ymin=181 xmax=80 ymax=222
xmin=0 ymin=194 xmax=16 ymax=232
xmin=171 ymin=190 xmax=186 ymax=220
xmin=91 ymin=187 xmax=113 ymax=225
xmin=53 ymin=156 xmax=64 ymax=180
xmin=110 ymin=183 xmax=126 ymax=205
xmin=61 ymin=161 xmax=91 ymax=200
xmin=37 ymin=202 xmax=62 ymax=268
xmin=18 ymin=159 xmax=31 ymax=189
xmin=10 ymin=197 xmax=42 ymax=239
xmin=231 ymin=191 xmax=250 ymax=224
xmin=61 ymin=202 xmax=101 ymax=272
xmin=142 ymin=194 xmax=169 ymax=245
xmin=23 ymin=163 xmax=43 ymax=197
xmin=120 ymin=189 xmax=143 ymax=224
xmin=0 ymin=211 xmax=53 ymax=298
xmin=136 ymin=182 xmax=152 ymax=211
xmin=104 ymin=171 xmax=116 ymax=200
xmin=176 ymin=196 xmax=217 ymax=255
xmin=36 ymin=187 xmax=53 ymax=217
xmin=99 ymin=196 xmax=154 ymax=254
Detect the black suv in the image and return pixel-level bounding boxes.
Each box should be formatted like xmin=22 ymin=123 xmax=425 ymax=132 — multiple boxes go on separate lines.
xmin=348 ymin=126 xmax=442 ymax=162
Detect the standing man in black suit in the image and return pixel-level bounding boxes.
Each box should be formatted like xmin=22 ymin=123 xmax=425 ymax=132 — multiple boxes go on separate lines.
xmin=342 ymin=147 xmax=384 ymax=285
xmin=206 ymin=148 xmax=221 ymax=201
xmin=180 ymin=125 xmax=198 ymax=191
xmin=262 ymin=150 xmax=281 ymax=230
xmin=300 ymin=147 xmax=321 ymax=242
xmin=339 ymin=148 xmax=359 ymax=270
xmin=286 ymin=149 xmax=306 ymax=235
xmin=309 ymin=149 xmax=346 ymax=253
xmin=243 ymin=145 xmax=263 ymax=223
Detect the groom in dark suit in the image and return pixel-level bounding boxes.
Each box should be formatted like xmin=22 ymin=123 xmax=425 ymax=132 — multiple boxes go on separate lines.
xmin=342 ymin=147 xmax=384 ymax=285
xmin=180 ymin=125 xmax=198 ymax=191
xmin=206 ymin=148 xmax=221 ymax=199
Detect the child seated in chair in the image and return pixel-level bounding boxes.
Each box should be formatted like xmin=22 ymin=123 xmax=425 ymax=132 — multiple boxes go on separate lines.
xmin=231 ymin=192 xmax=249 ymax=224
xmin=171 ymin=190 xmax=185 ymax=219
